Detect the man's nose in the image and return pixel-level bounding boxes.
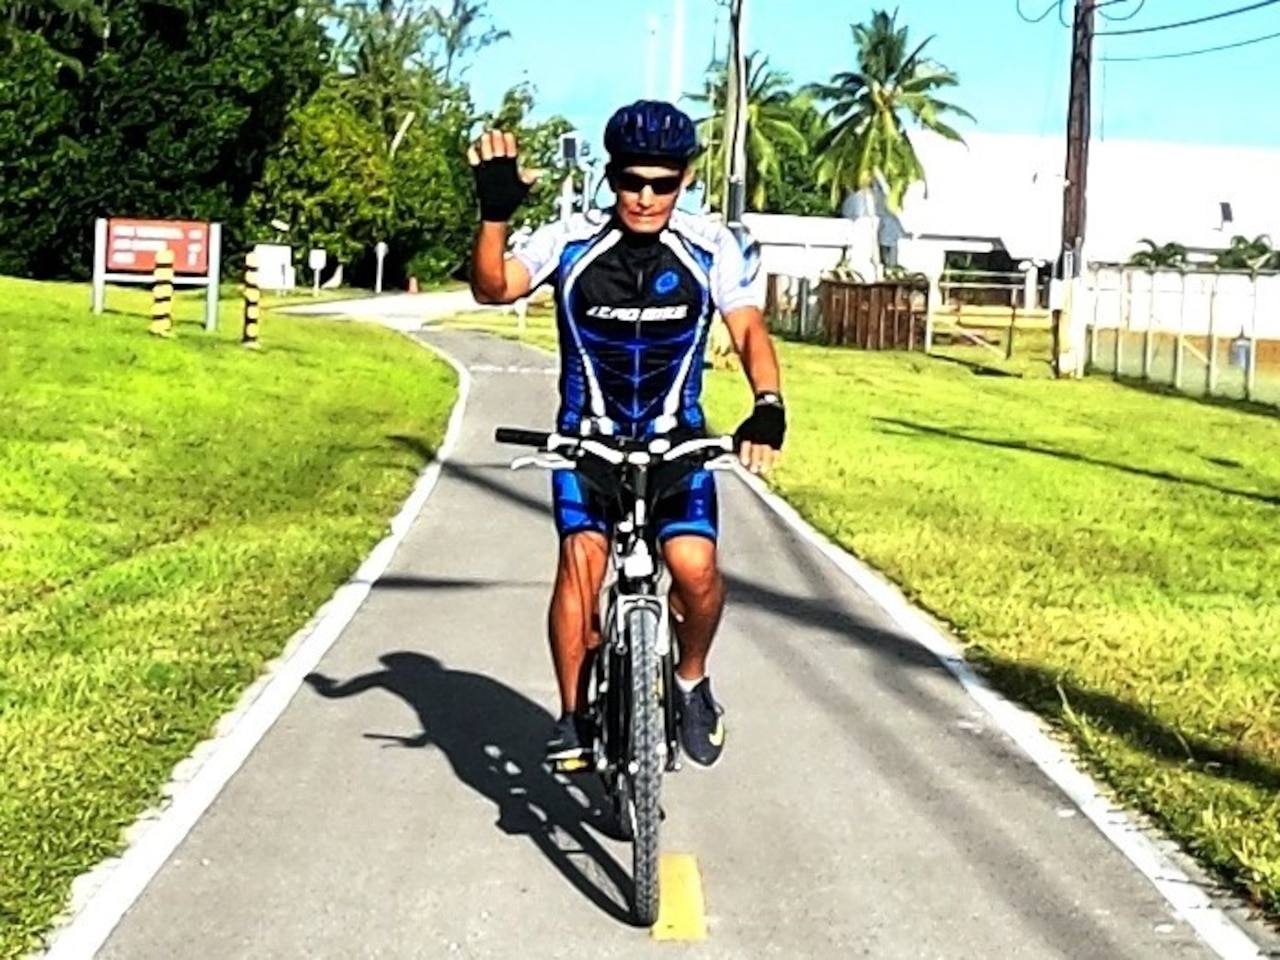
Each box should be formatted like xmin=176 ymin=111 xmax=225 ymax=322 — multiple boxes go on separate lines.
xmin=639 ymin=185 xmax=655 ymax=204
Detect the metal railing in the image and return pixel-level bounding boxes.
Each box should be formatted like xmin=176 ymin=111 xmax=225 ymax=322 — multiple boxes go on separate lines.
xmin=1085 ymin=265 xmax=1280 ymax=407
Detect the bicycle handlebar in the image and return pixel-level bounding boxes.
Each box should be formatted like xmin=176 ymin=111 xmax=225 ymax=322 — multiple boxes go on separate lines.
xmin=493 ymin=427 xmax=551 ymax=448
xmin=494 ymin=426 xmax=735 ymax=467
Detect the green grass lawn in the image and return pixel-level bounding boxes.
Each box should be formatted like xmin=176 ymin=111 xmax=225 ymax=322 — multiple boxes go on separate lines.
xmin=441 ymin=311 xmax=1280 ymax=923
xmin=1 ymin=278 xmax=457 ymax=958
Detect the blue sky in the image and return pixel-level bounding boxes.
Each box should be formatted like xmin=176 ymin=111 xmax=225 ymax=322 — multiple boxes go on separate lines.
xmin=464 ymin=0 xmax=1280 ymax=153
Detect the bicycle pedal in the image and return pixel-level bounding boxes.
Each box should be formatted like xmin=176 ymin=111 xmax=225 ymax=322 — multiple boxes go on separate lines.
xmin=551 ymin=755 xmax=593 ymax=775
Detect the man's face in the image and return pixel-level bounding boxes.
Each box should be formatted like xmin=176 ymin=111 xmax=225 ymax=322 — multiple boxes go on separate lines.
xmin=611 ymin=162 xmax=692 ymax=233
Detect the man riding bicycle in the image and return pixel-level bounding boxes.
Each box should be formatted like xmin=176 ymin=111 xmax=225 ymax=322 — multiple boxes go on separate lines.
xmin=466 ymin=99 xmax=786 ymax=770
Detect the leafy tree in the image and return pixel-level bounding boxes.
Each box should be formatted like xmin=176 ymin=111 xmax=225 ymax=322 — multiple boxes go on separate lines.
xmin=246 ymin=80 xmax=394 ymax=268
xmin=393 ymin=119 xmax=475 ymax=283
xmin=0 ymin=0 xmax=331 ymax=278
xmin=247 ymin=74 xmax=478 ymax=288
xmin=0 ymin=0 xmax=105 ymax=71
xmin=302 ymin=0 xmax=522 ymax=282
xmin=476 ymin=81 xmax=575 ymax=230
xmin=807 ymin=8 xmax=973 ymax=212
xmin=0 ymin=31 xmax=81 ymax=274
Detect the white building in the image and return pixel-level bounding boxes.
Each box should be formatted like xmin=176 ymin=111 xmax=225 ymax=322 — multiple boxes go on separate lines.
xmin=860 ymin=129 xmax=1280 ymax=277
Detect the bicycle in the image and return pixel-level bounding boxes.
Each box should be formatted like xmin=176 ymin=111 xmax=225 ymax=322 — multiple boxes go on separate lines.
xmin=494 ymin=425 xmax=737 ymax=926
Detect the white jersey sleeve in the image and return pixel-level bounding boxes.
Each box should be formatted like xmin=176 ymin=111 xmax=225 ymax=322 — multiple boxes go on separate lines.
xmin=509 ymin=220 xmax=567 ymax=290
xmin=709 ymin=223 xmax=766 ymax=315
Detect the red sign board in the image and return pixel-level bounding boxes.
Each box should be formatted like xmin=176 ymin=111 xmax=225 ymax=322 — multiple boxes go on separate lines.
xmin=106 ymin=218 xmax=210 ymax=275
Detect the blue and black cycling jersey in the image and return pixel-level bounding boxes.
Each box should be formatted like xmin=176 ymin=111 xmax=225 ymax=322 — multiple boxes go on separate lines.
xmin=511 ymin=209 xmax=764 ymax=440
xmin=511 ymin=208 xmax=764 ymax=542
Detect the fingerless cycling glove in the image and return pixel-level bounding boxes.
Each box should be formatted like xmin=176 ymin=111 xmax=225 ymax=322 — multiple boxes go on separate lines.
xmin=472 ymin=156 xmax=531 ymax=223
xmin=734 ymin=393 xmax=787 ymax=450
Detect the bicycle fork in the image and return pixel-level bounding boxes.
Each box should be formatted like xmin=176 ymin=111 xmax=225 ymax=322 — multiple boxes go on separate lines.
xmin=595 ymin=591 xmax=682 ymax=777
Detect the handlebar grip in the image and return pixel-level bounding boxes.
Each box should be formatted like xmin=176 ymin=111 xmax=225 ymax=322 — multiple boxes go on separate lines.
xmin=494 ymin=426 xmax=552 ymax=448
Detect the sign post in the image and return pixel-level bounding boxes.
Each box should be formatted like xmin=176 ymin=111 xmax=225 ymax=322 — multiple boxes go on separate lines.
xmin=308 ymin=248 xmax=326 ymax=297
xmin=92 ymin=217 xmax=222 ymax=331
xmin=375 ymin=241 xmax=388 ymax=295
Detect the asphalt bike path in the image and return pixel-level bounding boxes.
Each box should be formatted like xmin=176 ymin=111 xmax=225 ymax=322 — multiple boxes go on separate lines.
xmin=90 ymin=330 xmax=1255 ymax=958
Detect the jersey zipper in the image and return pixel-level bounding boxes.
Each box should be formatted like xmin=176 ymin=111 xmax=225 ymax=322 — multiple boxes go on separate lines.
xmin=633 ymin=267 xmax=644 ymax=426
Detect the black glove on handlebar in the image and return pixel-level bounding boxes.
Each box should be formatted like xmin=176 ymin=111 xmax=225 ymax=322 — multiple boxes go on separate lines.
xmin=472 ymin=156 xmax=531 ymax=223
xmin=733 ymin=394 xmax=786 ymax=450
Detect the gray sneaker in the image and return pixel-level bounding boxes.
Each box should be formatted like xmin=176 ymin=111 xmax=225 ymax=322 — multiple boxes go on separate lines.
xmin=677 ymin=677 xmax=725 ymax=767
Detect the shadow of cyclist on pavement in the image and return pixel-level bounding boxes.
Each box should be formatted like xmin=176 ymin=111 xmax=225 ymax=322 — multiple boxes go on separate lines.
xmin=304 ymin=651 xmax=637 ymax=924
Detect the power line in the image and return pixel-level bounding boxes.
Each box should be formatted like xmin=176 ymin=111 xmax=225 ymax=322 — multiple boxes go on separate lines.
xmin=1015 ymin=0 xmax=1063 ymax=24
xmin=1097 ymin=0 xmax=1144 ymax=21
xmin=1016 ymin=0 xmax=1144 ymax=28
xmin=1101 ymin=26 xmax=1280 ymax=60
xmin=1096 ymin=0 xmax=1280 ymax=36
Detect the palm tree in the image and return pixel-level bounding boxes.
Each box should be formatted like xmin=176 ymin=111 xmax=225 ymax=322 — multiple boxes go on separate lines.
xmin=687 ymin=51 xmax=808 ymax=213
xmin=1127 ymin=239 xmax=1188 ymax=269
xmin=1215 ymin=234 xmax=1277 ymax=272
xmin=334 ymin=1 xmax=438 ymax=141
xmin=767 ymin=90 xmax=837 ymax=216
xmin=334 ymin=0 xmax=508 ymax=142
xmin=424 ymin=0 xmax=509 ymax=84
xmin=806 ymin=8 xmax=973 ymax=212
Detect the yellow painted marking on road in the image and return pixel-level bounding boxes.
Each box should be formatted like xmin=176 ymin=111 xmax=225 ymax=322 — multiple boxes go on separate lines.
xmin=651 ymin=853 xmax=707 ymax=941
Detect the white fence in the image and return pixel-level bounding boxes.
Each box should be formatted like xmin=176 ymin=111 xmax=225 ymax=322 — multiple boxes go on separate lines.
xmin=1085 ymin=266 xmax=1280 ymax=406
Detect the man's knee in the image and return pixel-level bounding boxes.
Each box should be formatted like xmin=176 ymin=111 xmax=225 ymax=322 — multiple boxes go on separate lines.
xmin=557 ymin=531 xmax=608 ymax=580
xmin=553 ymin=532 xmax=609 ymax=608
xmin=664 ymin=535 xmax=721 ymax=601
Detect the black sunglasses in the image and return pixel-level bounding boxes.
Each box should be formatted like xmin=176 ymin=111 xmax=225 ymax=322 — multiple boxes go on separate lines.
xmin=610 ymin=169 xmax=684 ymax=195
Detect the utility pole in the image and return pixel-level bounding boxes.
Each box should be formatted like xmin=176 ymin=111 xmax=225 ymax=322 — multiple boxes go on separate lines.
xmin=1054 ymin=0 xmax=1096 ymax=378
xmin=722 ymin=0 xmax=748 ymax=224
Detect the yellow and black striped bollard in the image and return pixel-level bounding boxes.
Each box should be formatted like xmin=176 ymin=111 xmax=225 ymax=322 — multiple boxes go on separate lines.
xmin=150 ymin=247 xmax=175 ymax=338
xmin=242 ymin=251 xmax=261 ymax=349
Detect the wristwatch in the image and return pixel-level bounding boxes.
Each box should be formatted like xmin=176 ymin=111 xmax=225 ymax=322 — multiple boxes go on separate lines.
xmin=754 ymin=391 xmax=785 ymax=408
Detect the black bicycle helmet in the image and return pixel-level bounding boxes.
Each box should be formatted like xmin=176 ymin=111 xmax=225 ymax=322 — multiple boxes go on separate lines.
xmin=603 ymin=100 xmax=700 ymax=166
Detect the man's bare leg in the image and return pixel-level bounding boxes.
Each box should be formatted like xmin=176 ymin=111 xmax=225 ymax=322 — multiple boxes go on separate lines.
xmin=545 ymin=531 xmax=608 ymax=759
xmin=664 ymin=535 xmax=724 ymax=682
xmin=664 ymin=535 xmax=727 ymax=767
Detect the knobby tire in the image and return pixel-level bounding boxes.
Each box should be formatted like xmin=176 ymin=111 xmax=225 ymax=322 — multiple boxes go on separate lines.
xmin=627 ymin=605 xmax=663 ymax=927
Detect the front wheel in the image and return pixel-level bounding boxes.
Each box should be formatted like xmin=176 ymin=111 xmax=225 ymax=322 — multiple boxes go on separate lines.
xmin=626 ymin=605 xmax=663 ymax=927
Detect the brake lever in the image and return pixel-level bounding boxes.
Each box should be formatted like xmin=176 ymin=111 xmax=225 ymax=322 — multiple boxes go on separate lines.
xmin=510 ymin=453 xmax=576 ymax=471
xmin=704 ymin=454 xmax=740 ymax=471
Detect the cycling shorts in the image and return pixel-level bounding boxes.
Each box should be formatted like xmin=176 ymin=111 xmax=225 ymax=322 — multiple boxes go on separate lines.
xmin=551 ymin=467 xmax=718 ymax=543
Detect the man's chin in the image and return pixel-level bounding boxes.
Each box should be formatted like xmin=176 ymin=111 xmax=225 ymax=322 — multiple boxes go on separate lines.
xmin=620 ymin=214 xmax=668 ymax=234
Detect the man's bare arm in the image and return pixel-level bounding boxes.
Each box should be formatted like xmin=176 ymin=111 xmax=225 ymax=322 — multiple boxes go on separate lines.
xmin=719 ymin=304 xmax=785 ymax=474
xmin=470 ymin=222 xmax=533 ymax=304
xmin=721 ymin=305 xmax=781 ymax=396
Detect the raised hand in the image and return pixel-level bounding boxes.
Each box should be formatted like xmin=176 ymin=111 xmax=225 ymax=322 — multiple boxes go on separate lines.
xmin=466 ymin=129 xmax=541 ymax=223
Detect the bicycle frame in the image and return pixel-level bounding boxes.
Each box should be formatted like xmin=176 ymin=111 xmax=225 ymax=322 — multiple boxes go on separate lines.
xmin=496 ymin=425 xmax=735 ymax=925
xmin=501 ymin=428 xmax=735 ymax=662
